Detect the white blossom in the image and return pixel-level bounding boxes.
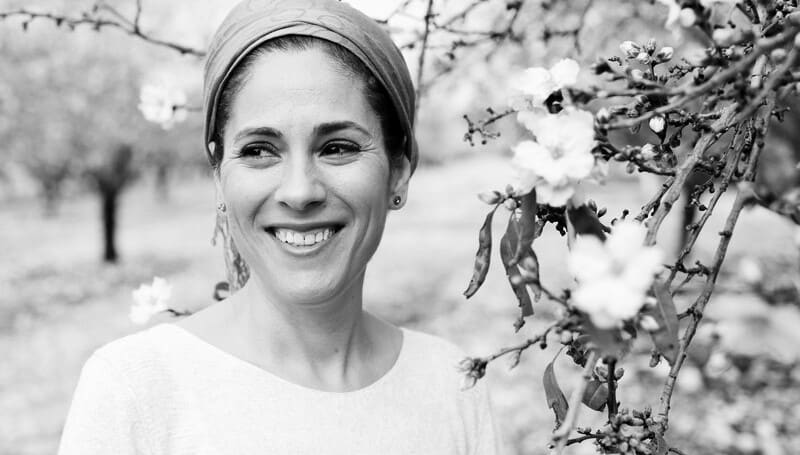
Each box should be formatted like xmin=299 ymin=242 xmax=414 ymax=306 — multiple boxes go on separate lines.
xmin=655 ymin=46 xmax=674 ymax=62
xmin=641 ymin=143 xmax=657 ymax=160
xmin=736 ymin=257 xmax=763 ymax=285
xmin=138 ymin=83 xmax=188 ymax=130
xmin=679 ymin=8 xmax=697 ymax=27
xmin=510 ymin=59 xmax=580 ymax=106
xmin=619 ymin=41 xmax=640 ymax=59
xmin=511 ymin=108 xmax=596 ymax=206
xmin=569 ymin=221 xmax=664 ymax=329
xmin=640 ymin=315 xmax=660 ymax=332
xmin=649 ymin=115 xmax=666 ymax=134
xmin=130 ymin=277 xmax=172 ymax=325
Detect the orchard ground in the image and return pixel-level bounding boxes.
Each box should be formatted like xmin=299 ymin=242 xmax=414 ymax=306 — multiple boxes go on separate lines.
xmin=1 ymin=154 xmax=798 ymax=454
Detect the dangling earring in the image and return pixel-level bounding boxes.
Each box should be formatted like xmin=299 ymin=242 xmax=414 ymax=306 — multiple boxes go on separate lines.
xmin=393 ymin=195 xmax=402 ymax=206
xmin=211 ymin=200 xmax=249 ymax=296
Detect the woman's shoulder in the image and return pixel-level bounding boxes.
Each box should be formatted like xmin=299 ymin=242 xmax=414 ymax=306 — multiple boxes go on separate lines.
xmin=397 ymin=327 xmax=476 ymax=388
xmin=401 ymin=327 xmax=469 ymax=362
xmin=88 ymin=324 xmax=188 ymax=380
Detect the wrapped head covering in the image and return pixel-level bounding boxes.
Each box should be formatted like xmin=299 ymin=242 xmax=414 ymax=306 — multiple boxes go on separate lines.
xmin=203 ymin=0 xmax=418 ymax=172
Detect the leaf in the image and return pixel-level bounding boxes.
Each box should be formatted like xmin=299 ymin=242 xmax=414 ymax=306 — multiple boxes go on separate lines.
xmin=648 ymin=281 xmax=680 ymax=365
xmin=464 ymin=207 xmax=497 ymax=298
xmin=500 ymin=216 xmax=534 ymax=319
xmin=654 ymin=433 xmax=668 ymax=455
xmin=566 ymin=204 xmax=607 ymax=241
xmin=519 ymin=248 xmax=543 ymax=302
xmin=511 ymin=190 xmax=538 ymax=265
xmin=581 ymin=379 xmax=608 ymax=411
xmin=543 ymin=360 xmax=569 ymax=428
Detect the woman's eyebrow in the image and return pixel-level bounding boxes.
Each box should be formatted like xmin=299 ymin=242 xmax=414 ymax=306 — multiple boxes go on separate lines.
xmin=233 ymin=126 xmax=282 ymax=142
xmin=313 ymin=121 xmax=371 ymax=137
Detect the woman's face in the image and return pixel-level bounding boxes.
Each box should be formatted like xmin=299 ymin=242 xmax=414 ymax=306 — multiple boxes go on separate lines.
xmin=218 ymin=47 xmax=409 ymax=306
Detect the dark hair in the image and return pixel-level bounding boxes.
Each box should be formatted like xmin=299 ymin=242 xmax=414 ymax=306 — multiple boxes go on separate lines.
xmin=211 ymin=35 xmax=405 ymax=171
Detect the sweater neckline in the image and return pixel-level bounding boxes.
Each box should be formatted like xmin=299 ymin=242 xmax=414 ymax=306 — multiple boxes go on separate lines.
xmin=156 ymin=323 xmax=410 ymax=396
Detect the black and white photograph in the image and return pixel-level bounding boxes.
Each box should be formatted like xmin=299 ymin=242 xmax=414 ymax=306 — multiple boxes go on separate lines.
xmin=1 ymin=0 xmax=799 ymax=454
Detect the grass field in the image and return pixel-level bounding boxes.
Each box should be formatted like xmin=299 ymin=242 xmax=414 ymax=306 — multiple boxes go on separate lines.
xmin=1 ymin=154 xmax=798 ymax=454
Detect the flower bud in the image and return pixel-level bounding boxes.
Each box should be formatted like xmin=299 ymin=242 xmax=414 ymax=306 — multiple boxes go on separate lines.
xmin=771 ymin=48 xmax=788 ymax=63
xmin=630 ymin=69 xmax=644 ymax=81
xmin=649 ymin=115 xmax=666 ymax=134
xmin=679 ymin=8 xmax=697 ymax=27
xmin=478 ymin=190 xmax=503 ymax=205
xmin=655 ymin=46 xmax=674 ymax=62
xmin=640 ymin=315 xmax=660 ymax=332
xmin=641 ymin=143 xmax=657 ymax=160
xmin=619 ymin=40 xmax=640 ymax=59
xmin=644 ymin=38 xmax=657 ymax=54
xmin=596 ymin=107 xmax=611 ymax=123
xmin=635 ymin=51 xmax=652 ymax=65
xmin=712 ymin=28 xmax=737 ymax=47
xmin=504 ymin=198 xmax=519 ymax=211
xmin=614 ymin=367 xmax=624 ymax=379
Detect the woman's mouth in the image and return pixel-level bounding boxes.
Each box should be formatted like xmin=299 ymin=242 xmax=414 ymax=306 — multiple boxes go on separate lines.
xmin=270 ymin=226 xmax=341 ymax=248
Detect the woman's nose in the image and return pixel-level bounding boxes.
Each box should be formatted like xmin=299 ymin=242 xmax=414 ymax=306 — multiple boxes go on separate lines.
xmin=274 ymin=155 xmax=326 ymax=211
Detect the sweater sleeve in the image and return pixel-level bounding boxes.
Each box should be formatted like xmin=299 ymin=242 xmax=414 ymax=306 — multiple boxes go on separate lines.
xmin=57 ymin=352 xmax=152 ymax=455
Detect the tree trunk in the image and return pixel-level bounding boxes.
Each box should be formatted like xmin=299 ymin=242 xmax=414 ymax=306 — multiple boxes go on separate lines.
xmin=101 ymin=189 xmax=119 ymax=263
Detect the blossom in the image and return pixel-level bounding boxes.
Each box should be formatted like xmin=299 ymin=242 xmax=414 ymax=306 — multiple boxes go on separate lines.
xmin=736 ymin=257 xmax=762 ymax=285
xmin=138 ymin=83 xmax=188 ymax=130
xmin=509 ymin=59 xmax=579 ymax=107
xmin=568 ymin=221 xmax=664 ymax=329
xmin=130 ymin=277 xmax=172 ymax=324
xmin=511 ymin=108 xmax=596 ymax=206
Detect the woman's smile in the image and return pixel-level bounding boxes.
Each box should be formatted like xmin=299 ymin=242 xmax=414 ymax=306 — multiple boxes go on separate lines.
xmin=266 ymin=223 xmax=345 ymax=254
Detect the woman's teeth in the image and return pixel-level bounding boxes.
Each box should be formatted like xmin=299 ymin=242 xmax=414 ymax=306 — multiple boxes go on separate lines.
xmin=273 ymin=227 xmax=335 ymax=247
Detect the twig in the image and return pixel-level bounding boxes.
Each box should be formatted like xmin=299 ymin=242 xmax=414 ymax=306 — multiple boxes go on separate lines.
xmin=552 ymin=350 xmax=599 ymax=453
xmin=415 ymin=0 xmax=436 ymax=108
xmin=656 ymin=95 xmax=774 ymax=433
xmin=0 ymin=7 xmax=205 ymax=57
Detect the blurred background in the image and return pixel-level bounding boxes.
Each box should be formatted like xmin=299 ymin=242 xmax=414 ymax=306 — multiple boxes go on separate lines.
xmin=1 ymin=0 xmax=799 ymax=454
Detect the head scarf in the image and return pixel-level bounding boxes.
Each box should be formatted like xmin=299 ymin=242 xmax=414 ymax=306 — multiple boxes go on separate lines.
xmin=203 ymin=0 xmax=418 ymax=172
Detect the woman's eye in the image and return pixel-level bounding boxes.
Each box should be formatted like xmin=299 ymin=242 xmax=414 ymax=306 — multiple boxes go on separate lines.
xmin=321 ymin=142 xmax=361 ymax=157
xmin=239 ymin=143 xmax=278 ymax=158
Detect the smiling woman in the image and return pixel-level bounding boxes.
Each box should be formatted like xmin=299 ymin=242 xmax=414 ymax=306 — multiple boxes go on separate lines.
xmin=57 ymin=0 xmax=502 ymax=454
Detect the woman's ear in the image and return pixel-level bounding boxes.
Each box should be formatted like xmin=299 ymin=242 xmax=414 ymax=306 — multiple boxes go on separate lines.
xmin=389 ymin=156 xmax=412 ymax=210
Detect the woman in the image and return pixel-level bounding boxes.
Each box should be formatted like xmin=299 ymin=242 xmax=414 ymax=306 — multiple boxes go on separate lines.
xmin=58 ymin=0 xmax=501 ymax=453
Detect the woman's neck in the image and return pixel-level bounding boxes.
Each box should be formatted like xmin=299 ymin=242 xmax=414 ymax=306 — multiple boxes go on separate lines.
xmin=227 ymin=275 xmax=392 ymax=391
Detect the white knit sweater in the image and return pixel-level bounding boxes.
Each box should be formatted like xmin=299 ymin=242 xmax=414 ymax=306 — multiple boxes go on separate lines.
xmin=58 ymin=324 xmax=502 ymax=454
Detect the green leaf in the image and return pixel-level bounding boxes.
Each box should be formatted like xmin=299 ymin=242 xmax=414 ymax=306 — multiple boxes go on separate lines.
xmin=581 ymin=379 xmax=608 ymax=411
xmin=500 ymin=216 xmax=534 ymax=319
xmin=464 ymin=207 xmax=497 ymax=298
xmin=648 ymin=281 xmax=680 ymax=365
xmin=543 ymin=360 xmax=569 ymax=428
xmin=566 ymin=204 xmax=607 ymax=241
xmin=511 ymin=190 xmax=538 ymax=265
